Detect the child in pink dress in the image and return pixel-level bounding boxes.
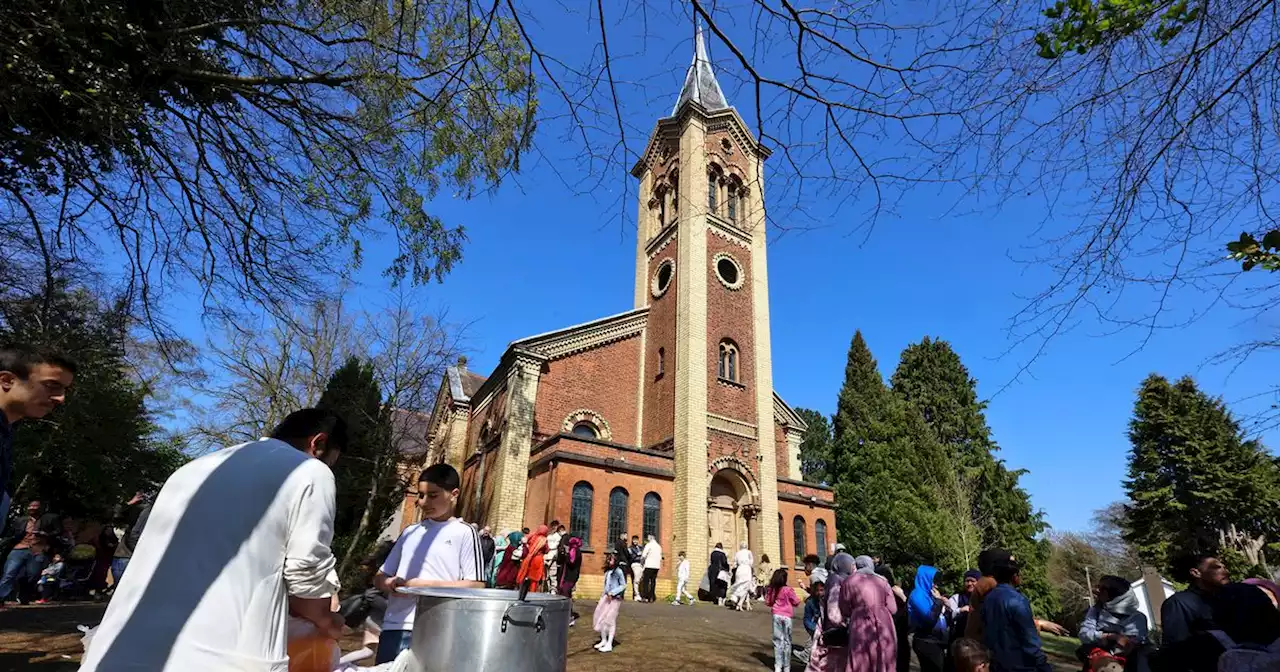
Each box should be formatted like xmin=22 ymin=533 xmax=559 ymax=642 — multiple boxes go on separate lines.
xmin=592 ymin=552 xmax=627 ymax=653
xmin=766 ymin=568 xmax=802 ymax=672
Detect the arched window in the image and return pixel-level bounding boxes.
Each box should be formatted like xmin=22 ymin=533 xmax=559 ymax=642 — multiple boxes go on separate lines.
xmin=793 ymin=516 xmax=807 ymax=561
xmin=657 ymin=347 xmax=665 ymax=376
xmin=643 ymin=493 xmax=661 ymax=541
xmin=570 ymin=482 xmax=593 ymax=545
xmin=815 ymin=520 xmax=828 ymax=562
xmin=571 ymin=422 xmax=599 ymax=439
xmin=607 ymin=487 xmax=629 ymax=544
xmin=658 ymin=189 xmax=667 ymax=228
xmin=707 ymin=172 xmax=719 ymax=213
xmin=727 ymin=183 xmax=738 ymax=222
xmin=718 ymin=340 xmax=739 ymax=382
xmin=671 ymin=175 xmax=679 ymax=215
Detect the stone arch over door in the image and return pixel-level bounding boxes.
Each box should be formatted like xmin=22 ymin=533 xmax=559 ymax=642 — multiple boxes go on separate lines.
xmin=707 ymin=458 xmax=762 ymax=558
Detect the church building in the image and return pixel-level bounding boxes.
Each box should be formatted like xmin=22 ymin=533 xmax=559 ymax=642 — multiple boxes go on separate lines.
xmin=417 ymin=28 xmax=836 ymax=594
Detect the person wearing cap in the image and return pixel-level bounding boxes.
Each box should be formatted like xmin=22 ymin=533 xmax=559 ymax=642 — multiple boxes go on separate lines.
xmin=949 ymin=569 xmax=982 ymax=642
xmin=980 ymin=553 xmax=1052 ymax=672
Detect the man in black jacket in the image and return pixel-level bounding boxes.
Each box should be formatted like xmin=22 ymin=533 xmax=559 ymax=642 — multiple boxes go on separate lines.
xmin=614 ymin=533 xmax=634 ymax=599
xmin=1161 ymin=554 xmax=1228 ymax=646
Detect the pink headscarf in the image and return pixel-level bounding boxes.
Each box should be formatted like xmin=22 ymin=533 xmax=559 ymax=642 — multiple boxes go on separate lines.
xmin=1244 ymin=578 xmax=1280 ymax=607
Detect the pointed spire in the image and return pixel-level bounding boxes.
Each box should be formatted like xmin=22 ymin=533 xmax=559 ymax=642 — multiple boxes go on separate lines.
xmin=672 ymin=22 xmax=729 ymax=115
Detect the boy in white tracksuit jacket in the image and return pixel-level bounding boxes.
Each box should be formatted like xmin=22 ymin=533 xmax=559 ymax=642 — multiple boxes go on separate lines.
xmin=672 ymin=552 xmax=694 ymax=605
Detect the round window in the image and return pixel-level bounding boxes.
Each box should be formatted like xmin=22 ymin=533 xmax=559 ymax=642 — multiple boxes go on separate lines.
xmin=714 ymin=254 xmax=743 ymax=289
xmin=652 ymin=258 xmax=675 ymax=297
xmin=572 ymin=423 xmax=599 ymax=439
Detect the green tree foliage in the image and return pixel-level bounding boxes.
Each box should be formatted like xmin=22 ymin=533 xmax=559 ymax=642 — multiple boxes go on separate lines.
xmin=1124 ymin=374 xmax=1280 ymax=573
xmin=793 ymin=408 xmax=833 ymax=483
xmin=0 ymin=283 xmax=186 ymax=518
xmin=830 ymin=331 xmax=951 ymax=570
xmin=316 ymin=356 xmax=397 ymax=582
xmin=1227 ymin=231 xmax=1280 ymax=272
xmin=1035 ymin=0 xmax=1201 ymax=58
xmin=890 ymin=337 xmax=1054 ymax=615
xmin=1 ymin=0 xmax=536 ymax=337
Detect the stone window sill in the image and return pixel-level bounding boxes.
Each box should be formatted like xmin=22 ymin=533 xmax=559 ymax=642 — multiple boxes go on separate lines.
xmin=717 ymin=377 xmax=746 ymax=390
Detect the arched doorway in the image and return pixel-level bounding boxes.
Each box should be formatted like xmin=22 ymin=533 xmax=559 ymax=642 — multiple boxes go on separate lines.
xmin=708 ymin=469 xmax=753 ymax=552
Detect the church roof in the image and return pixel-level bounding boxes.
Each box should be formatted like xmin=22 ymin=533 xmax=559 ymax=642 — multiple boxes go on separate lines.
xmin=446 ymin=365 xmax=487 ymax=402
xmin=672 ymin=25 xmax=729 ymax=115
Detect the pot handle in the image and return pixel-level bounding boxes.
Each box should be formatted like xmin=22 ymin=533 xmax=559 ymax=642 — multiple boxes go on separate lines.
xmin=501 ymin=603 xmax=546 ymax=634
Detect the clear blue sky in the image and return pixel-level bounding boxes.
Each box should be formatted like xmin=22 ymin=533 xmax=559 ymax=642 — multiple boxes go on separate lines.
xmin=165 ymin=3 xmax=1278 ymax=534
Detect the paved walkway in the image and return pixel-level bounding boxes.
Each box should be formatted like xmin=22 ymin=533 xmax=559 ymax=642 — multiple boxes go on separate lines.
xmin=0 ymin=599 xmax=1078 ymax=671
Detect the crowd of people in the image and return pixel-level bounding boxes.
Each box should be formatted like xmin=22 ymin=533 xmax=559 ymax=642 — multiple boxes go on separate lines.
xmin=785 ymin=547 xmax=1280 ymax=672
xmin=4 ymin=346 xmax=1280 ymax=672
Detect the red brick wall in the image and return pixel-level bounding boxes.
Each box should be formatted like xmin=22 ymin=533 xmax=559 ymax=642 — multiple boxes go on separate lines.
xmin=459 ymin=448 xmax=501 ymax=527
xmin=534 ymin=336 xmax=641 ymax=445
xmin=539 ymin=459 xmax=675 ymax=578
xmin=778 ymin=499 xmax=836 ymax=571
xmin=774 ymin=423 xmax=790 ymax=481
xmin=708 ymin=432 xmax=759 ymax=484
xmin=778 ymin=480 xmax=835 ymax=503
xmin=644 ymin=249 xmax=677 ymax=446
xmin=524 ymin=467 xmax=553 ymax=531
xmin=706 ymin=234 xmax=755 ymax=422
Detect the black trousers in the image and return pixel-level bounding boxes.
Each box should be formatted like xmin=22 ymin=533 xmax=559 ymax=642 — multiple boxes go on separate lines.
xmin=641 ymin=568 xmax=659 ymax=601
xmin=913 ymin=636 xmax=946 ymax=672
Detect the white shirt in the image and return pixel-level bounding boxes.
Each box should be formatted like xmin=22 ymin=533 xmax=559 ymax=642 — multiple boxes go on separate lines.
xmin=735 ymin=548 xmax=754 ymax=568
xmin=380 ymin=517 xmax=483 ymax=630
xmin=677 ymin=558 xmax=691 ymax=581
xmin=642 ymin=541 xmax=662 ymax=570
xmin=80 ymin=439 xmax=339 ymax=672
xmin=544 ymin=531 xmax=562 ymax=562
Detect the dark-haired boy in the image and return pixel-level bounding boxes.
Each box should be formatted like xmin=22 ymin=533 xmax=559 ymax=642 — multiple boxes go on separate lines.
xmin=374 ymin=463 xmax=484 ymax=663
xmin=0 ymin=347 xmax=75 ymax=522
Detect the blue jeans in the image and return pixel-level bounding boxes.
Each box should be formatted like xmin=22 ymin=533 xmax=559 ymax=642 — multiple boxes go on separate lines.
xmin=111 ymin=558 xmax=129 ymax=586
xmin=376 ymin=630 xmax=413 ymax=664
xmin=0 ymin=549 xmax=46 ymax=601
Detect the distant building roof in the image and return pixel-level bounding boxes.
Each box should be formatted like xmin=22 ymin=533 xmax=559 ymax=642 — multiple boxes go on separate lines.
xmin=445 ymin=364 xmax=487 ymax=402
xmin=389 ymin=407 xmax=430 ymax=457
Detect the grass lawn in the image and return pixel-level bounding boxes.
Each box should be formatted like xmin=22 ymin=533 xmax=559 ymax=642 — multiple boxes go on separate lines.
xmin=1041 ymin=633 xmax=1081 ymax=664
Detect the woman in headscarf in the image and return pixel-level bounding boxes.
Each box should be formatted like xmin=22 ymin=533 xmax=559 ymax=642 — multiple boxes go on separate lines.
xmin=708 ymin=543 xmax=730 ymax=606
xmin=731 ymin=541 xmax=756 ymax=611
xmin=516 ymin=524 xmax=549 ymax=592
xmin=494 ymin=530 xmax=523 ymax=589
xmin=839 ymin=556 xmax=899 ymax=672
xmin=806 ymin=552 xmax=856 ymax=672
xmin=558 ymin=536 xmax=584 ymax=626
xmin=1077 ymin=575 xmax=1150 ymax=672
xmin=874 ymin=564 xmax=911 ymax=672
xmin=906 ymin=565 xmax=948 ymax=672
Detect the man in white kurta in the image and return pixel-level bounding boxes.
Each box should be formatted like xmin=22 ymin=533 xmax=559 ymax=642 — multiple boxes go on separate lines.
xmin=80 ymin=409 xmax=346 ymax=672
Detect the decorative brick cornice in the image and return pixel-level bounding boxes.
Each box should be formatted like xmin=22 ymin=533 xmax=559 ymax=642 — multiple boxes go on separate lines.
xmin=706 ymin=412 xmax=757 ymax=439
xmin=773 ymin=392 xmax=808 ymax=430
xmin=646 ymin=225 xmax=678 ymax=259
xmin=707 ymin=217 xmax=752 ymax=249
xmin=510 ymin=308 xmax=649 ymax=362
xmin=778 ymin=491 xmax=837 ymax=508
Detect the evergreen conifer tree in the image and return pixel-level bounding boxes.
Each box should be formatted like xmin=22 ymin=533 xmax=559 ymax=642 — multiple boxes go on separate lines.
xmin=1125 ymin=374 xmax=1280 ymax=573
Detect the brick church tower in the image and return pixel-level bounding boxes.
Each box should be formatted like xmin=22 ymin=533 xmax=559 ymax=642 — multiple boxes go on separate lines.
xmin=631 ymin=26 xmax=784 ymax=570
xmin=408 ymin=27 xmax=836 ymax=593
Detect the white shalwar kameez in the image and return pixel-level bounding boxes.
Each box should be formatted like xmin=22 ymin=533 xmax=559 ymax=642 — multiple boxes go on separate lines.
xmin=79 ymin=438 xmax=340 ymax=672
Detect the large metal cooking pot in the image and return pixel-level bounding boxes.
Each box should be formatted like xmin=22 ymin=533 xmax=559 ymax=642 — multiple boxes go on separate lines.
xmin=399 ymin=586 xmax=570 ymax=671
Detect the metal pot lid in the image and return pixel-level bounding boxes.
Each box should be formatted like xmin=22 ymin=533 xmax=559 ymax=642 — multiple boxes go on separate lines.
xmin=397 ymin=586 xmax=568 ymax=602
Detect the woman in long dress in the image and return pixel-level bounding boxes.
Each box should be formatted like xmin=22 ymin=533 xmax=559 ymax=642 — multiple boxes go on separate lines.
xmin=730 ymin=541 xmax=756 ymax=611
xmin=516 ymin=524 xmax=549 ymax=592
xmin=707 ymin=543 xmax=730 ymax=605
xmin=807 ymin=552 xmax=856 ymax=672
xmin=839 ymin=563 xmax=899 ymax=672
